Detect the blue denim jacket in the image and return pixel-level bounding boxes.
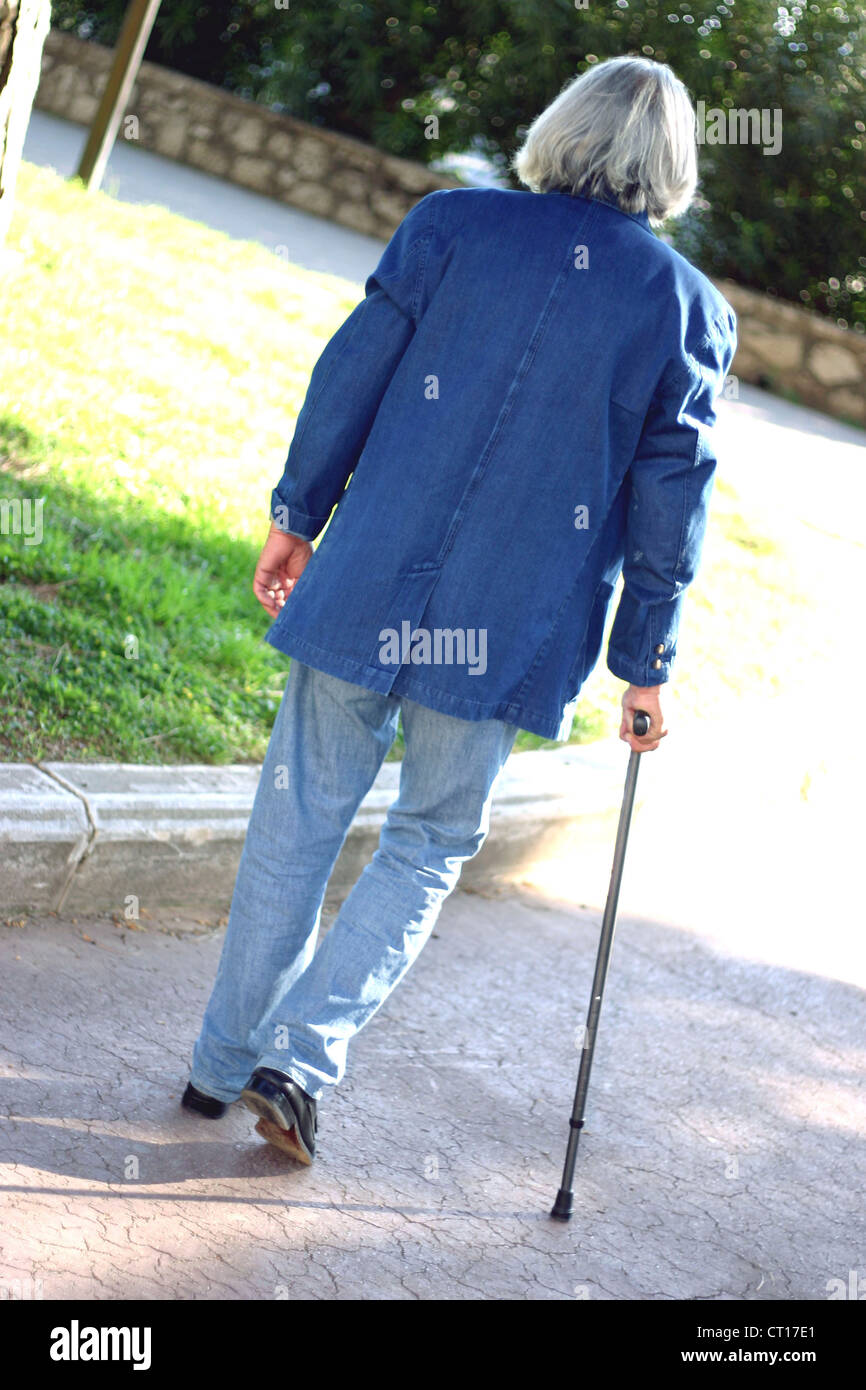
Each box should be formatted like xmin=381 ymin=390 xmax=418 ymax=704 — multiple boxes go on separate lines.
xmin=266 ymin=186 xmax=737 ymax=740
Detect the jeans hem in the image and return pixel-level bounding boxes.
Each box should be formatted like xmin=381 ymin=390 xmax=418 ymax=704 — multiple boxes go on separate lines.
xmin=187 ymin=1071 xmax=247 ymax=1105
xmin=254 ymin=1056 xmax=324 ymax=1103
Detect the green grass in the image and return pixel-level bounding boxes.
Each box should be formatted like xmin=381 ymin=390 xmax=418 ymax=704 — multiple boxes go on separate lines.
xmin=0 ymin=163 xmax=370 ymax=763
xmin=0 ymin=163 xmax=815 ymax=763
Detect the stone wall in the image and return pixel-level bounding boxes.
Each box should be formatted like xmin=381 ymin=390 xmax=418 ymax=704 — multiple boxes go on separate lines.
xmin=34 ymin=29 xmax=462 ymax=238
xmin=717 ymin=278 xmax=866 ymax=428
xmin=31 ymin=31 xmax=866 ymax=429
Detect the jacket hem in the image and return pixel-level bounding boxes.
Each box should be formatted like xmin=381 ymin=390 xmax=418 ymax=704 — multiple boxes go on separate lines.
xmin=265 ymin=625 xmax=576 ymax=741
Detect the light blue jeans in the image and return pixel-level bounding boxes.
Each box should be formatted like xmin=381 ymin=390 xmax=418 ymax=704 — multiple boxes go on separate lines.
xmin=189 ymin=659 xmax=520 ymax=1103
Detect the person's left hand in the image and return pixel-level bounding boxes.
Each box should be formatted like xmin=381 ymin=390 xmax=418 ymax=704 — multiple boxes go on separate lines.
xmin=253 ymin=522 xmax=313 ymax=618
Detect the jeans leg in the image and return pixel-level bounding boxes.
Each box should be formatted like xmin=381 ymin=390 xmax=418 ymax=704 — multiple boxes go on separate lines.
xmin=253 ymin=696 xmax=520 ymax=1099
xmin=188 ymin=660 xmax=399 ymax=1102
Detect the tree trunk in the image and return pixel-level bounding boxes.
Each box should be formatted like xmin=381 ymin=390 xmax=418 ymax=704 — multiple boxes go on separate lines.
xmin=0 ymin=0 xmax=51 ymax=247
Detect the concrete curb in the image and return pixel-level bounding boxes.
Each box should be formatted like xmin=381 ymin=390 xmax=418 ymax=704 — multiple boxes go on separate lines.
xmin=0 ymin=742 xmax=639 ymax=916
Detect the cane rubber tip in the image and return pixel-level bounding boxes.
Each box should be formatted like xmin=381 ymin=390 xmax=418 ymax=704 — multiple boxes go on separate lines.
xmin=550 ymin=1189 xmax=574 ymax=1221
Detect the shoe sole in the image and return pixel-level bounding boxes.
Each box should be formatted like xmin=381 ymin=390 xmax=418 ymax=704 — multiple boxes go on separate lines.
xmin=240 ymin=1087 xmax=314 ymax=1165
xmin=253 ymin=1115 xmax=313 ymax=1165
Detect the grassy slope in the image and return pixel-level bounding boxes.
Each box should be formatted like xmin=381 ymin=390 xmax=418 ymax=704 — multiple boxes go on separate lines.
xmin=0 ymin=164 xmax=806 ymax=763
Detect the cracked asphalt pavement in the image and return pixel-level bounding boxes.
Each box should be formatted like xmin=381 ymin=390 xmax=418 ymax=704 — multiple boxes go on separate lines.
xmin=2 ymin=748 xmax=863 ymax=1302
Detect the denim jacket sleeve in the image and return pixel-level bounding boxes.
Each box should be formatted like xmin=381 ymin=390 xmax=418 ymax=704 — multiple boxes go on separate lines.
xmin=270 ymin=194 xmax=438 ymax=540
xmin=606 ymin=306 xmax=737 ymax=687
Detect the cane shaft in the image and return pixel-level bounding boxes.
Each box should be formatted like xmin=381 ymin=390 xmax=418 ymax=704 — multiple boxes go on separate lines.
xmin=553 ymin=746 xmax=644 ymax=1211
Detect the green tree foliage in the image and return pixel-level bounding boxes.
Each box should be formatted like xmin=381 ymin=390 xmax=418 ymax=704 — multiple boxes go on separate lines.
xmin=51 ymin=1 xmax=866 ymax=326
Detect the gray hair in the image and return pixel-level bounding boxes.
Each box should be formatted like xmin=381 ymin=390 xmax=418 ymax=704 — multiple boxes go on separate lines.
xmin=511 ymin=56 xmax=698 ymax=225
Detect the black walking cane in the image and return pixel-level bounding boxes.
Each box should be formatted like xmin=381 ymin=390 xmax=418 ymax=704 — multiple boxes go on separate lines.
xmin=550 ymin=708 xmax=651 ymax=1221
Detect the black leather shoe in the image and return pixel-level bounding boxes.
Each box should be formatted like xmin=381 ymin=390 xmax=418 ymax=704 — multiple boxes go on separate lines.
xmin=181 ymin=1082 xmax=227 ymax=1119
xmin=240 ymin=1067 xmax=317 ymax=1164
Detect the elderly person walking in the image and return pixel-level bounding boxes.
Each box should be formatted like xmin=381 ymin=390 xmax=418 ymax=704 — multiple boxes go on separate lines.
xmin=182 ymin=55 xmax=737 ymax=1164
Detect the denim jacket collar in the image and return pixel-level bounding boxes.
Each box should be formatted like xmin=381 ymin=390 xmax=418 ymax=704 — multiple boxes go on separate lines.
xmin=543 ymin=187 xmax=653 ymax=232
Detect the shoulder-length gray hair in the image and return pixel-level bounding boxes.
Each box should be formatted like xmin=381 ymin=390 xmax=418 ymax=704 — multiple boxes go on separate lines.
xmin=511 ymin=56 xmax=698 ymax=226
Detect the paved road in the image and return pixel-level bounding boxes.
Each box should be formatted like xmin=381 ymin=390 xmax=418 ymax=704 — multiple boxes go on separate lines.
xmin=3 ymin=666 xmax=864 ymax=1298
xmin=23 ymin=109 xmax=388 ymax=281
xmin=1 ymin=880 xmax=863 ymax=1301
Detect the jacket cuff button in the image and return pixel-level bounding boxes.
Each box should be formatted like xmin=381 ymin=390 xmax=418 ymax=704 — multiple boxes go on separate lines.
xmin=652 ymin=658 xmax=663 ymax=669
xmin=654 ymin=643 xmax=665 ymax=654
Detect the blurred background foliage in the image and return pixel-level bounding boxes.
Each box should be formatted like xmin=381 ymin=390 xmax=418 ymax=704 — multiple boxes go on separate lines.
xmin=49 ymin=1 xmax=865 ymax=325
